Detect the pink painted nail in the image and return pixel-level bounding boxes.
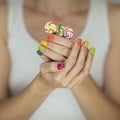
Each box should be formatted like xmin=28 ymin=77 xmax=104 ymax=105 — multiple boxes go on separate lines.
xmin=57 ymin=63 xmax=65 ymax=70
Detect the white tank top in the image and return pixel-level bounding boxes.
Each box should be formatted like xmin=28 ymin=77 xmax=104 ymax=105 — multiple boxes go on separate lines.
xmin=8 ymin=0 xmax=110 ymax=120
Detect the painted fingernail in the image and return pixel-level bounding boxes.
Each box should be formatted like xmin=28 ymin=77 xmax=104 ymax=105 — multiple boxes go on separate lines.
xmin=48 ymin=35 xmax=54 ymax=41
xmin=77 ymin=39 xmax=82 ymax=46
xmin=84 ymin=41 xmax=89 ymax=48
xmin=40 ymin=40 xmax=48 ymax=46
xmin=38 ymin=45 xmax=46 ymax=52
xmin=90 ymin=48 xmax=96 ymax=55
xmin=57 ymin=63 xmax=65 ymax=70
xmin=36 ymin=50 xmax=43 ymax=56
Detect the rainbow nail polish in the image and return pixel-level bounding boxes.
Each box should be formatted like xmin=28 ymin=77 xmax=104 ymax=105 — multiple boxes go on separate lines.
xmin=84 ymin=41 xmax=89 ymax=48
xmin=77 ymin=39 xmax=82 ymax=46
xmin=48 ymin=35 xmax=54 ymax=41
xmin=90 ymin=48 xmax=96 ymax=55
xmin=38 ymin=45 xmax=46 ymax=52
xmin=40 ymin=40 xmax=48 ymax=46
xmin=37 ymin=50 xmax=43 ymax=56
xmin=57 ymin=63 xmax=65 ymax=70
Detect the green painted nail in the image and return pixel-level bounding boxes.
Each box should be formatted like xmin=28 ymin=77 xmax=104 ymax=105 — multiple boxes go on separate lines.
xmin=91 ymin=48 xmax=96 ymax=55
xmin=38 ymin=45 xmax=46 ymax=52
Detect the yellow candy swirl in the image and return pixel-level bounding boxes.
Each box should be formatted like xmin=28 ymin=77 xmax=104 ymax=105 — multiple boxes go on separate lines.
xmin=45 ymin=21 xmax=57 ymax=34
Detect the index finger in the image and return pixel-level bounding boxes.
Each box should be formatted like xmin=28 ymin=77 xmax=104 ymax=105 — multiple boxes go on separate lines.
xmin=48 ymin=35 xmax=74 ymax=49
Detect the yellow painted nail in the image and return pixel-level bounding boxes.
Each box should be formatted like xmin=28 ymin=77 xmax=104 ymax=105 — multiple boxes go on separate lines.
xmin=40 ymin=40 xmax=48 ymax=46
xmin=84 ymin=41 xmax=89 ymax=48
xmin=38 ymin=45 xmax=46 ymax=52
xmin=90 ymin=48 xmax=96 ymax=55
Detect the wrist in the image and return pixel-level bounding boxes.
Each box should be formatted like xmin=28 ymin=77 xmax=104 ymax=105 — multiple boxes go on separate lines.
xmin=71 ymin=75 xmax=92 ymax=91
xmin=33 ymin=74 xmax=54 ymax=93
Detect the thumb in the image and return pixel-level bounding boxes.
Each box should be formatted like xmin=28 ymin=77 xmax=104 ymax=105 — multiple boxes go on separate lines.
xmin=40 ymin=62 xmax=65 ymax=73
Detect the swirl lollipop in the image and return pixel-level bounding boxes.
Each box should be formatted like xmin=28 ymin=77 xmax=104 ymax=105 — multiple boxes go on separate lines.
xmin=64 ymin=26 xmax=74 ymax=39
xmin=56 ymin=24 xmax=65 ymax=37
xmin=45 ymin=21 xmax=57 ymax=34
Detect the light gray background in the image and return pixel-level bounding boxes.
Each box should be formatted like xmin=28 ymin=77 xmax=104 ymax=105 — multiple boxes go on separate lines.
xmin=0 ymin=0 xmax=120 ymax=3
xmin=110 ymin=0 xmax=120 ymax=2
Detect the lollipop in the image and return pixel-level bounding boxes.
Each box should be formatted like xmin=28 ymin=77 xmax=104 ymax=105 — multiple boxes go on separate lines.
xmin=64 ymin=26 xmax=74 ymax=39
xmin=45 ymin=21 xmax=57 ymax=34
xmin=56 ymin=24 xmax=65 ymax=37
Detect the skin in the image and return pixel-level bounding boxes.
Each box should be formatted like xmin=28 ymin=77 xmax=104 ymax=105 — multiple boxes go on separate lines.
xmin=0 ymin=0 xmax=120 ymax=120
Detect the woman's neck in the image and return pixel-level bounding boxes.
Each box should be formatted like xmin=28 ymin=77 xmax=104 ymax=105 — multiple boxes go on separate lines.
xmin=24 ymin=0 xmax=89 ymax=18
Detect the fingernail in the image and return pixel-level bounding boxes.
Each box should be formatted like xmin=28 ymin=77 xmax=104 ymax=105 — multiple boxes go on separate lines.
xmin=90 ymin=48 xmax=96 ymax=55
xmin=36 ymin=50 xmax=43 ymax=56
xmin=77 ymin=39 xmax=82 ymax=46
xmin=57 ymin=63 xmax=65 ymax=70
xmin=56 ymin=24 xmax=65 ymax=37
xmin=84 ymin=41 xmax=89 ymax=48
xmin=38 ymin=45 xmax=46 ymax=52
xmin=48 ymin=35 xmax=54 ymax=41
xmin=40 ymin=40 xmax=48 ymax=46
xmin=45 ymin=21 xmax=57 ymax=34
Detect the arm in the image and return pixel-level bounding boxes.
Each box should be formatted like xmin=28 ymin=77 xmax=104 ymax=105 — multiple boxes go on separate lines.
xmin=0 ymin=37 xmax=53 ymax=120
xmin=0 ymin=75 xmax=53 ymax=120
xmin=72 ymin=76 xmax=120 ymax=120
xmin=71 ymin=3 xmax=120 ymax=120
xmin=0 ymin=3 xmax=53 ymax=120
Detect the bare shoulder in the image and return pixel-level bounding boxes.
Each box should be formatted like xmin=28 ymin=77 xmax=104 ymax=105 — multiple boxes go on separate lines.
xmin=109 ymin=2 xmax=120 ymax=45
xmin=0 ymin=1 xmax=8 ymax=45
xmin=0 ymin=2 xmax=10 ymax=100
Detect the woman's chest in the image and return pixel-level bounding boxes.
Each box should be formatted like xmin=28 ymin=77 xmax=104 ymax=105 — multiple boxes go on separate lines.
xmin=24 ymin=10 xmax=88 ymax=42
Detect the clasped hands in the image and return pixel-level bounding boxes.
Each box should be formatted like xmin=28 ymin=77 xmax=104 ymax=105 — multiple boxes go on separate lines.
xmin=37 ymin=35 xmax=95 ymax=89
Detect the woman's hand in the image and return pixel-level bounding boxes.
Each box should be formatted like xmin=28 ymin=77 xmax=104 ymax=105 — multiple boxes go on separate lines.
xmin=38 ymin=35 xmax=74 ymax=62
xmin=38 ymin=40 xmax=95 ymax=89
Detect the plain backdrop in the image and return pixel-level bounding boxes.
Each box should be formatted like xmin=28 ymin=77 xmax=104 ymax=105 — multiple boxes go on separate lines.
xmin=0 ymin=0 xmax=120 ymax=3
xmin=110 ymin=0 xmax=120 ymax=2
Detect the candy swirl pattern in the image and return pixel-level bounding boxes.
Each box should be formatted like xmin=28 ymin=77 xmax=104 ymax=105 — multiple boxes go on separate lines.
xmin=64 ymin=26 xmax=74 ymax=39
xmin=56 ymin=24 xmax=65 ymax=37
xmin=45 ymin=21 xmax=57 ymax=34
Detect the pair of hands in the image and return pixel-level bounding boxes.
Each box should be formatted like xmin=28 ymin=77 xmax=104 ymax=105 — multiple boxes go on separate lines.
xmin=38 ymin=35 xmax=94 ymax=89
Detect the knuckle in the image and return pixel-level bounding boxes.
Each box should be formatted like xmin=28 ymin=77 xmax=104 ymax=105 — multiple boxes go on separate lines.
xmin=68 ymin=56 xmax=76 ymax=64
xmin=56 ymin=56 xmax=65 ymax=62
xmin=76 ymin=56 xmax=86 ymax=68
xmin=75 ymin=64 xmax=79 ymax=70
xmin=62 ymin=48 xmax=71 ymax=57
xmin=46 ymin=50 xmax=59 ymax=61
xmin=67 ymin=59 xmax=75 ymax=65
xmin=48 ymin=42 xmax=54 ymax=48
xmin=76 ymin=62 xmax=84 ymax=70
xmin=68 ymin=41 xmax=74 ymax=48
xmin=47 ymin=50 xmax=64 ymax=61
xmin=44 ymin=49 xmax=50 ymax=55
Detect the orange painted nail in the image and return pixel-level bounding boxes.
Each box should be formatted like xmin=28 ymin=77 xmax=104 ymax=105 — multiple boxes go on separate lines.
xmin=48 ymin=35 xmax=54 ymax=41
xmin=77 ymin=39 xmax=82 ymax=46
